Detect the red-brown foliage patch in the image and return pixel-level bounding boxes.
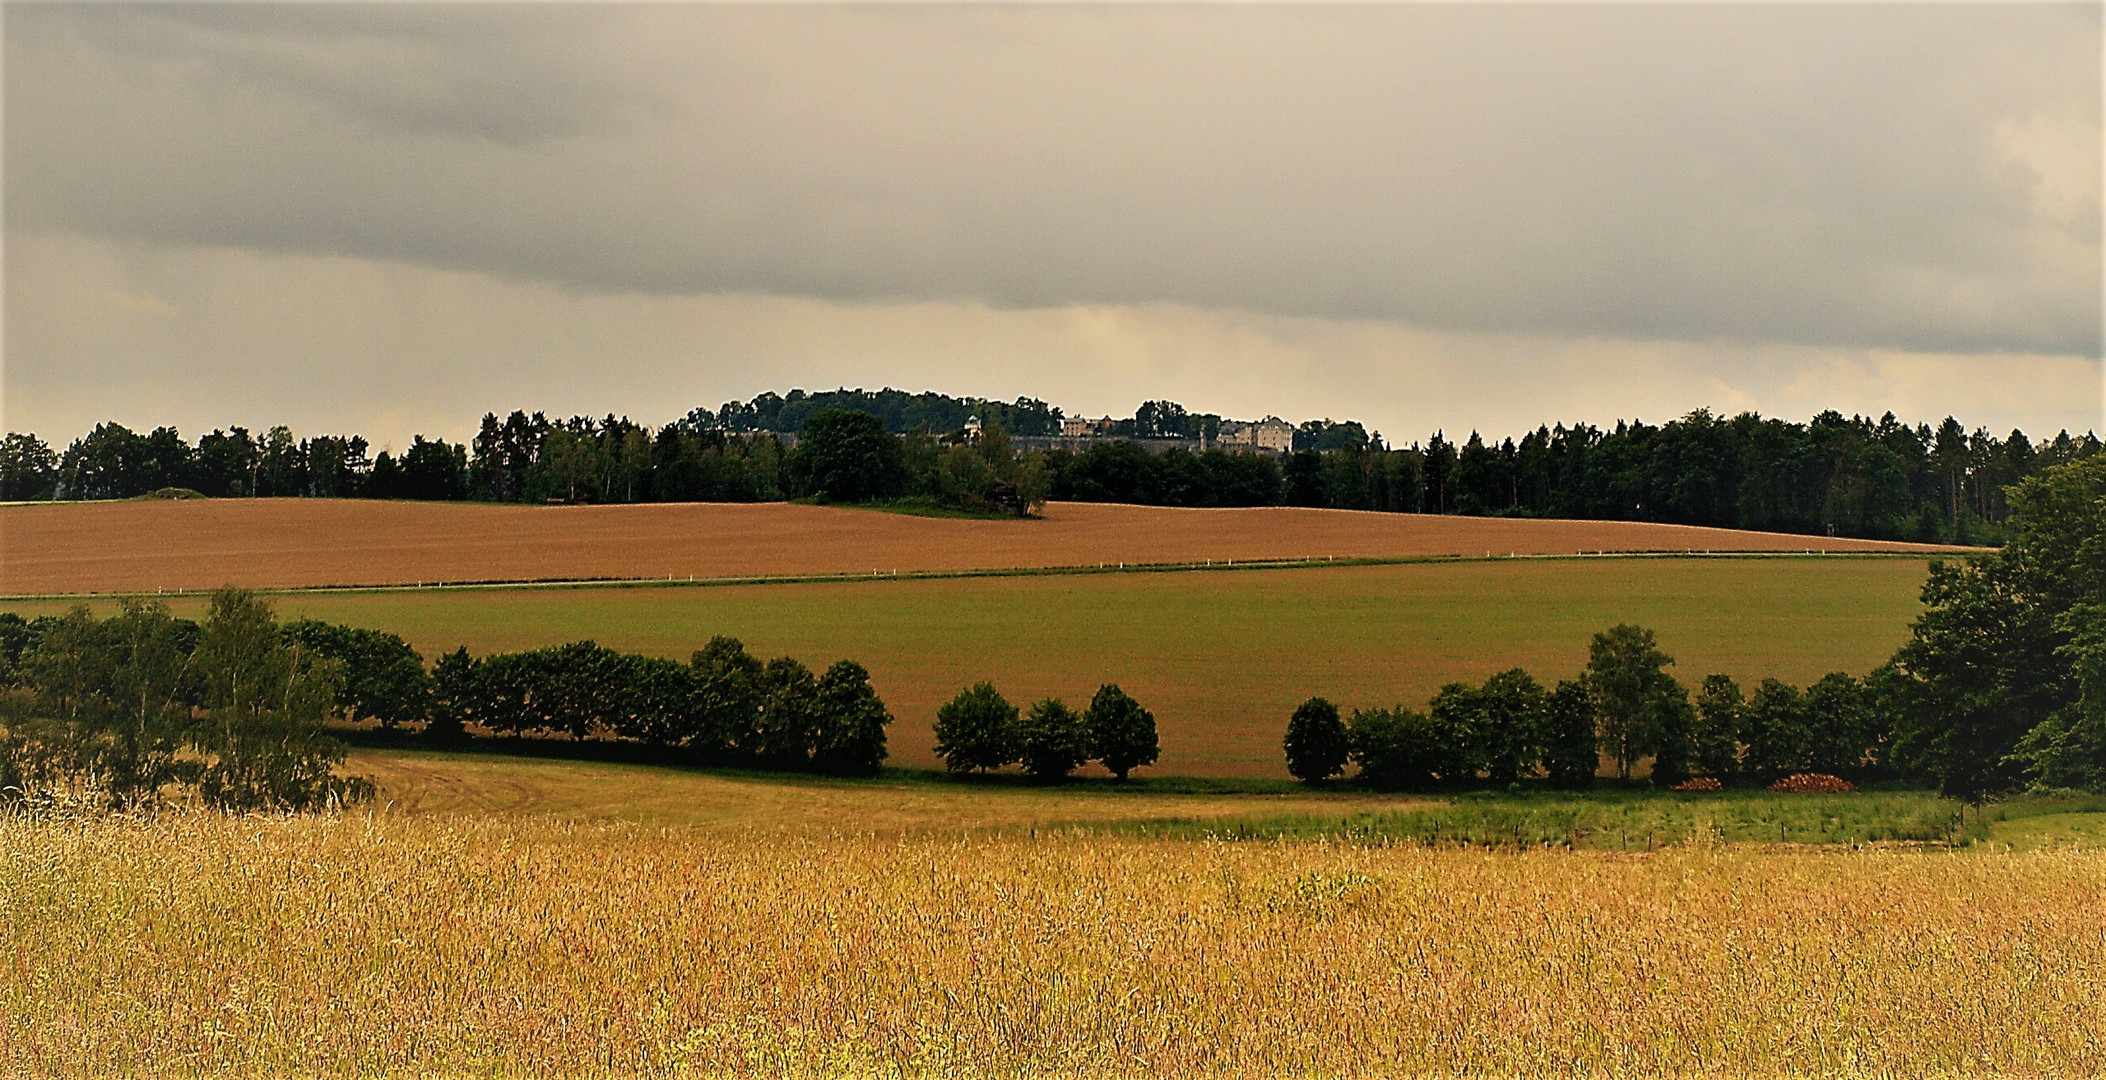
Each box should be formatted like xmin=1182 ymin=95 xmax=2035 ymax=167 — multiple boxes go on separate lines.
xmin=1768 ymin=773 xmax=1856 ymax=794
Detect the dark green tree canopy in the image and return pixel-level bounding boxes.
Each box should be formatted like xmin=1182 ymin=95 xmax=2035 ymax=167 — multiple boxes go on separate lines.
xmin=1283 ymin=696 xmax=1349 ymax=784
xmin=1586 ymin=624 xmax=1686 ymax=781
xmin=790 ymin=408 xmax=907 ymax=503
xmin=1348 ymin=707 xmax=1444 ymax=792
xmin=1085 ymin=683 xmax=1159 ymax=782
xmin=933 ymin=682 xmax=1020 ymax=775
xmin=1018 ymin=697 xmax=1090 ymax=782
xmin=1540 ymin=679 xmax=1598 ymax=789
xmin=811 ymin=659 xmax=891 ymax=777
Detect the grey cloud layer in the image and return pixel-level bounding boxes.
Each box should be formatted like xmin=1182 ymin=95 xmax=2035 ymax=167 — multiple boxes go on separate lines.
xmin=8 ymin=3 xmax=2099 ymax=355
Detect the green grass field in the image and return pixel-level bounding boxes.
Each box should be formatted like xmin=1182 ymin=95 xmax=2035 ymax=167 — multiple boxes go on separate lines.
xmin=345 ymin=747 xmax=2106 ymax=851
xmin=7 ymin=556 xmax=1934 ymax=776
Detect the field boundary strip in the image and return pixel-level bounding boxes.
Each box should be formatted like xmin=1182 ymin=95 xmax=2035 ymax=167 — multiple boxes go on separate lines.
xmin=0 ymin=548 xmax=1950 ymax=602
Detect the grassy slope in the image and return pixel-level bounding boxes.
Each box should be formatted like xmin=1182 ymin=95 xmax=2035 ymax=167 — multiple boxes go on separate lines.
xmin=348 ymin=748 xmax=1432 ymax=831
xmin=10 ymin=557 xmax=1932 ymax=776
xmin=350 ymin=747 xmax=2106 ymax=849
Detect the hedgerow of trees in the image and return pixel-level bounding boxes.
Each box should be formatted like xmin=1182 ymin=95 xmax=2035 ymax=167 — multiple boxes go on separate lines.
xmin=0 ymin=602 xmax=897 ymax=806
xmin=10 ymin=386 xmax=2099 ymax=543
xmin=933 ymin=682 xmax=1160 ymax=781
xmin=1286 ymin=454 xmax=2106 ymax=797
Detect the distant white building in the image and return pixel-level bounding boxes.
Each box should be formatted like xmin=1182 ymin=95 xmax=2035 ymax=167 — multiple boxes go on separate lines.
xmin=1217 ymin=417 xmax=1294 ymax=454
xmin=963 ymin=415 xmax=984 ymax=438
xmin=1061 ymin=416 xmax=1091 ymax=437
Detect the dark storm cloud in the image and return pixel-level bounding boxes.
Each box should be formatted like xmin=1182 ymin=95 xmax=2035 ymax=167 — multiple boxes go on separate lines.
xmin=7 ymin=3 xmax=2099 ymax=356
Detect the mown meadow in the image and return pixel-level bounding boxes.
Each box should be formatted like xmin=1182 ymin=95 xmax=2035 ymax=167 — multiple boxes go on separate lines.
xmin=7 ymin=804 xmax=2101 ymax=1078
xmin=4 ymin=556 xmax=1934 ymax=776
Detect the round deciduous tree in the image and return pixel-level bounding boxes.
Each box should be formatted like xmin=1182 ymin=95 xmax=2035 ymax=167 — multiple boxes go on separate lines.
xmin=1018 ymin=698 xmax=1090 ymax=781
xmin=1283 ymin=696 xmax=1349 ymax=783
xmin=791 ymin=408 xmax=906 ymax=503
xmin=811 ymin=659 xmax=891 ymax=777
xmin=1086 ymin=684 xmax=1159 ymax=782
xmin=933 ymin=682 xmax=1020 ymax=774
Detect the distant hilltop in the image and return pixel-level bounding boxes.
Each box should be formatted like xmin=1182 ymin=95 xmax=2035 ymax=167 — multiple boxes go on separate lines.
xmin=3 ymin=386 xmax=2099 ymax=548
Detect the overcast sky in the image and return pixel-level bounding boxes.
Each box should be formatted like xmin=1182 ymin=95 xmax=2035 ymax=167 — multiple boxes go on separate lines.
xmin=6 ymin=2 xmax=2101 ymax=449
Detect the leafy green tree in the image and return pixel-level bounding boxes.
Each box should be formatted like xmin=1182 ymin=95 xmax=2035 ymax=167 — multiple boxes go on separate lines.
xmin=1585 ymin=624 xmax=1680 ymax=780
xmin=1085 ymin=683 xmax=1159 ymax=781
xmin=933 ymin=682 xmax=1020 ymax=774
xmin=1348 ymin=707 xmax=1442 ymax=791
xmin=0 ymin=612 xmax=37 ymax=687
xmin=96 ymin=600 xmax=198 ymax=803
xmin=1283 ymin=696 xmax=1349 ymax=783
xmin=427 ymin=646 xmax=478 ymax=745
xmin=1804 ymin=672 xmax=1875 ymax=776
xmin=1475 ymin=669 xmax=1548 ymax=785
xmin=811 ymin=660 xmax=891 ymax=776
xmin=1018 ymin=697 xmax=1089 ymax=781
xmin=1425 ymin=682 xmax=1484 ymax=782
xmin=1541 ymin=679 xmax=1598 ymax=788
xmin=1740 ymin=679 xmax=1811 ymax=779
xmin=1648 ymin=676 xmax=1696 ymax=786
xmin=789 ymin=409 xmax=907 ymax=503
xmin=0 ymin=433 xmax=59 ymax=500
xmin=610 ymin=654 xmax=698 ymax=750
xmin=1692 ymin=674 xmax=1745 ymax=781
xmin=6 ymin=602 xmax=194 ymax=804
xmin=690 ymin=636 xmax=763 ymax=759
xmin=282 ymin=620 xmax=431 ymax=730
xmin=189 ymin=588 xmax=369 ymax=811
xmin=1889 ymin=558 xmax=2068 ymax=795
xmin=1888 ymin=456 xmax=2103 ymax=795
xmin=541 ymin=642 xmax=628 ymax=740
xmin=756 ymin=657 xmax=820 ymax=769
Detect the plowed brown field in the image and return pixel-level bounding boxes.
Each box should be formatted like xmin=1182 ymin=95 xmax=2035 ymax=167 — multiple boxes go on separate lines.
xmin=1 ymin=498 xmax=1959 ymax=595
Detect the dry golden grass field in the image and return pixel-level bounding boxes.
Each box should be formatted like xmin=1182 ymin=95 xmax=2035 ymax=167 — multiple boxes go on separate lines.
xmin=0 ymin=498 xmax=1961 ymax=595
xmin=7 ymin=805 xmax=2101 ymax=1078
xmin=346 ymin=748 xmax=1436 ymax=831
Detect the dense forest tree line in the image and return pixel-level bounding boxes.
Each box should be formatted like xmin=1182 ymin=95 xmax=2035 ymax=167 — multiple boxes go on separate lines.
xmin=5 ymin=386 xmax=2099 ymax=541
xmin=1284 ymin=454 xmax=2106 ymax=797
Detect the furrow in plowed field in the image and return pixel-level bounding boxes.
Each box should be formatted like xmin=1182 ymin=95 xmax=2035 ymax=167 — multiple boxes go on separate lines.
xmin=0 ymin=498 xmax=1961 ymax=595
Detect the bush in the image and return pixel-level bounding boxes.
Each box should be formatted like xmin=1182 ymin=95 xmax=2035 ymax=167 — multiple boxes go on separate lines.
xmin=1018 ymin=698 xmax=1089 ymax=781
xmin=1086 ymin=684 xmax=1159 ymax=782
xmin=934 ymin=683 xmax=1020 ymax=774
xmin=1283 ymin=697 xmax=1349 ymax=783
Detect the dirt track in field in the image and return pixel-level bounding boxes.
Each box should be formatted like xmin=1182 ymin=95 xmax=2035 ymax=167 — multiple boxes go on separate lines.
xmin=0 ymin=498 xmax=1963 ymax=595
